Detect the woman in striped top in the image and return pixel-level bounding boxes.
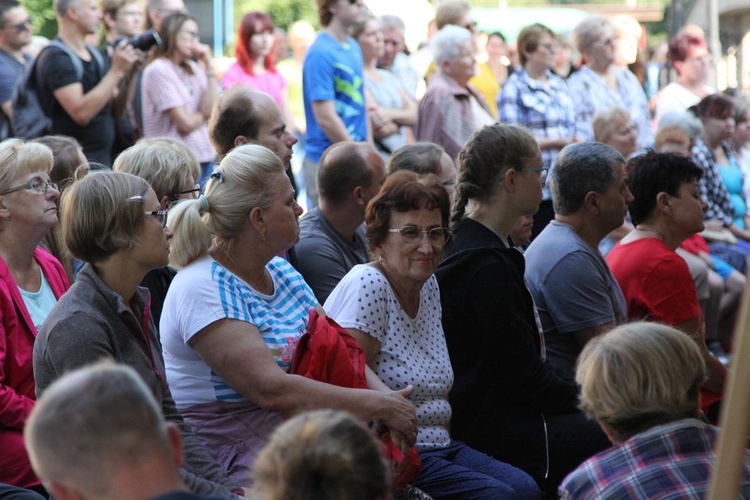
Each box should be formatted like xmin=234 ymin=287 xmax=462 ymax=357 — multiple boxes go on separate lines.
xmin=160 ymin=144 xmax=417 ymax=487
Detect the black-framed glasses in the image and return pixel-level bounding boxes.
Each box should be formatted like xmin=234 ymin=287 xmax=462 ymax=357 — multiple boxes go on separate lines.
xmin=523 ymin=166 xmax=550 ymax=183
xmin=179 ymin=184 xmax=201 ymax=197
xmin=388 ymin=226 xmax=451 ymax=246
xmin=10 ymin=15 xmax=32 ymax=32
xmin=145 ymin=210 xmax=169 ymax=228
xmin=0 ymin=178 xmax=57 ymax=195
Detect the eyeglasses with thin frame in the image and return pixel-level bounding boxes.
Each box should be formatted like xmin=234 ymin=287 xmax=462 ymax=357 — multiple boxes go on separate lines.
xmin=593 ymin=36 xmax=618 ymax=48
xmin=538 ymin=42 xmax=559 ymax=52
xmin=179 ymin=184 xmax=201 ymax=197
xmin=0 ymin=178 xmax=57 ymax=196
xmin=442 ymin=175 xmax=457 ymax=189
xmin=523 ymin=166 xmax=550 ymax=183
xmin=388 ymin=226 xmax=452 ymax=246
xmin=145 ymin=209 xmax=169 ymax=228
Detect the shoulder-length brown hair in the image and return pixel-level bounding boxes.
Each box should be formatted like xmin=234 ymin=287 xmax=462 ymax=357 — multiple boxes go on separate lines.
xmin=152 ymin=12 xmax=197 ymax=74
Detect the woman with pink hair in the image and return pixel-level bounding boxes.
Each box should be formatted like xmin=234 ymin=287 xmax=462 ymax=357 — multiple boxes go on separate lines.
xmin=222 ymin=12 xmax=295 ymax=132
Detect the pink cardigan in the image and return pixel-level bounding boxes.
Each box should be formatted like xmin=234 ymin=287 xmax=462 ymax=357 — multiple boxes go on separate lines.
xmin=0 ymin=247 xmax=69 ymax=488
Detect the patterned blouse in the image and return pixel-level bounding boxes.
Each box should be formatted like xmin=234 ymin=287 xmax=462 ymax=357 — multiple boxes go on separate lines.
xmin=692 ymin=137 xmax=737 ymax=226
xmin=567 ymin=65 xmax=654 ymax=149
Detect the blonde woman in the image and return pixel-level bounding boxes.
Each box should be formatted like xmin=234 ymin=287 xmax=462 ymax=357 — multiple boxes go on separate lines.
xmin=0 ymin=140 xmax=67 ymax=493
xmin=160 ymin=144 xmax=417 ymax=485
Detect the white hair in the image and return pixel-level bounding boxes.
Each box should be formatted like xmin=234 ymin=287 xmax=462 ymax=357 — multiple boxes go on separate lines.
xmin=430 ymin=24 xmax=472 ymax=65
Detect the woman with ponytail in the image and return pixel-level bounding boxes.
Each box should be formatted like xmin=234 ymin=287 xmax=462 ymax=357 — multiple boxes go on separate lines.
xmin=435 ymin=124 xmax=610 ymax=498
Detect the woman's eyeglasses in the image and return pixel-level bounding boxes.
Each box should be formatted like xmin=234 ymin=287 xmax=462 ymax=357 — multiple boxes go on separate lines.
xmin=523 ymin=166 xmax=550 ymax=183
xmin=0 ymin=178 xmax=58 ymax=195
xmin=145 ymin=210 xmax=169 ymax=228
xmin=388 ymin=226 xmax=452 ymax=246
xmin=179 ymin=184 xmax=201 ymax=197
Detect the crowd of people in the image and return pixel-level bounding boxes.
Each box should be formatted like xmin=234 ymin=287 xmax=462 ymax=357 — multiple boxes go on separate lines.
xmin=2 ymin=0 xmax=750 ymax=498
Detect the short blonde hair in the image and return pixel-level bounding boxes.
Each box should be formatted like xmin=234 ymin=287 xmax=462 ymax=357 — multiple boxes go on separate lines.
xmin=252 ymin=410 xmax=389 ymax=500
xmin=592 ymin=106 xmax=631 ymax=143
xmin=0 ymin=139 xmax=53 ymax=194
xmin=113 ymin=138 xmax=200 ymax=202
xmin=168 ymin=144 xmax=285 ymax=268
xmin=62 ymin=172 xmax=151 ymax=263
xmin=576 ymin=322 xmax=705 ymax=443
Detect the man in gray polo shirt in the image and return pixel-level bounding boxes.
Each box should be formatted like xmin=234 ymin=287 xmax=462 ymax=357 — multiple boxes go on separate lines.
xmin=294 ymin=141 xmax=385 ymax=304
xmin=525 ymin=142 xmax=631 ymax=381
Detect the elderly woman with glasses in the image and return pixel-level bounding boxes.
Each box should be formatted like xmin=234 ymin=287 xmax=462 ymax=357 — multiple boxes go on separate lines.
xmin=113 ymin=137 xmax=201 ymax=327
xmin=158 ymin=144 xmax=417 ymax=486
xmin=33 ymin=171 xmax=244 ymax=497
xmin=567 ymin=15 xmax=653 ymax=149
xmin=0 ymin=139 xmax=67 ymax=493
xmin=325 ymin=171 xmax=540 ymax=499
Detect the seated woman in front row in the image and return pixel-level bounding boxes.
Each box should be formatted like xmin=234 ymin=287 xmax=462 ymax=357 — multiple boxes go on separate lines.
xmin=159 ymin=144 xmax=417 ymax=485
xmin=325 ymin=171 xmax=540 ymax=499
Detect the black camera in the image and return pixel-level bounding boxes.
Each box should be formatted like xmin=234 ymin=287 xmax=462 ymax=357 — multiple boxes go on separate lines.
xmin=116 ymin=29 xmax=162 ymax=52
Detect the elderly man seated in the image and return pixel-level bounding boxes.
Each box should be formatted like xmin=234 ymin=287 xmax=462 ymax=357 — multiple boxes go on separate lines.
xmin=560 ymin=322 xmax=750 ymax=498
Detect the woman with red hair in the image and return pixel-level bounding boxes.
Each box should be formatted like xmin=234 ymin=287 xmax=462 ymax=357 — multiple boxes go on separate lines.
xmin=222 ymin=12 xmax=295 ymax=131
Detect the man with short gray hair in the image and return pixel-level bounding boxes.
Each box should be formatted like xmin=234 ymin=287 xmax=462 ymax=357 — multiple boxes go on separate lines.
xmin=524 ymin=142 xmax=631 ymax=381
xmin=378 ymin=14 xmax=419 ymax=99
xmin=25 ymin=362 xmax=221 ymax=500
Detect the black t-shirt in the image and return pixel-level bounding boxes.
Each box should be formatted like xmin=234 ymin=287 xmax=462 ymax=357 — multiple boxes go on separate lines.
xmin=0 ymin=49 xmax=30 ymax=140
xmin=37 ymin=41 xmax=114 ymax=167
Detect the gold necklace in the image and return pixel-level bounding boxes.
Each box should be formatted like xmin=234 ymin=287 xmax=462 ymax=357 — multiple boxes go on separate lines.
xmin=217 ymin=244 xmax=272 ymax=294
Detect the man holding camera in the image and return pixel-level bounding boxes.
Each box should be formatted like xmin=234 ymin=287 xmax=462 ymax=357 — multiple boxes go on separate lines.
xmin=0 ymin=0 xmax=33 ymax=141
xmin=37 ymin=0 xmax=138 ymax=167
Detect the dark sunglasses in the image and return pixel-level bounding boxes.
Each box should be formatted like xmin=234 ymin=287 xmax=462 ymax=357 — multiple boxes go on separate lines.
xmin=10 ymin=15 xmax=32 ymax=32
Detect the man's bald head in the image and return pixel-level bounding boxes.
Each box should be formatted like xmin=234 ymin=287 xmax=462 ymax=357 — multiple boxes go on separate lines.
xmin=318 ymin=142 xmax=385 ymax=205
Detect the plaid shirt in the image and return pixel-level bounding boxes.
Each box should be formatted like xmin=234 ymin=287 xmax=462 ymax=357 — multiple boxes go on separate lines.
xmin=560 ymin=419 xmax=750 ymax=499
xmin=567 ymin=65 xmax=654 ymax=149
xmin=498 ymin=68 xmax=576 ymax=169
xmin=693 ymin=138 xmax=736 ymax=226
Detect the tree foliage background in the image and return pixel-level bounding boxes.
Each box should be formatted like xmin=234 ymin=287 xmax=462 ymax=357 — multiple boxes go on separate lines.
xmin=24 ymin=0 xmax=667 ymax=51
xmin=27 ymin=0 xmax=57 ymax=39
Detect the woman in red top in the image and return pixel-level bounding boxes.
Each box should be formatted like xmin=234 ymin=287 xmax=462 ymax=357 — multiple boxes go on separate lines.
xmin=606 ymin=152 xmax=727 ymax=397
